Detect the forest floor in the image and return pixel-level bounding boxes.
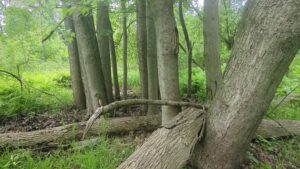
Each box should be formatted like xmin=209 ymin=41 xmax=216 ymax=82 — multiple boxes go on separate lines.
xmin=0 ymin=96 xmax=299 ymax=169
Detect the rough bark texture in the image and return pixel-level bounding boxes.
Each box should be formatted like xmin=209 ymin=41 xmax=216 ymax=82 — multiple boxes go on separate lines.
xmin=179 ymin=0 xmax=193 ymax=98
xmin=136 ymin=0 xmax=148 ymax=113
xmin=73 ymin=11 xmax=108 ymax=110
xmin=149 ymin=0 xmax=181 ymax=125
xmin=121 ymin=0 xmax=128 ymax=102
xmin=108 ymin=16 xmax=121 ymax=100
xmin=191 ymin=0 xmax=300 ymax=168
xmin=97 ymin=0 xmax=113 ymax=103
xmin=203 ymin=0 xmax=223 ymax=100
xmin=117 ymin=108 xmax=206 ymax=169
xmin=146 ymin=0 xmax=159 ymax=115
xmin=64 ymin=15 xmax=86 ymax=109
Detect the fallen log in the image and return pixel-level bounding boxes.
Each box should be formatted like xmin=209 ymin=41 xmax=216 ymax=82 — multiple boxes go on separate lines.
xmin=0 ymin=113 xmax=300 ymax=148
xmin=0 ymin=115 xmax=161 ymax=148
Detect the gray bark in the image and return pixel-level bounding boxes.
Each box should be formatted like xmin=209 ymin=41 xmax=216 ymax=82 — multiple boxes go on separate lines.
xmin=117 ymin=108 xmax=206 ymax=169
xmin=149 ymin=0 xmax=181 ymax=125
xmin=97 ymin=0 xmax=114 ymax=103
xmin=179 ymin=0 xmax=193 ymax=98
xmin=146 ymin=0 xmax=159 ymax=115
xmin=73 ymin=11 xmax=108 ymax=110
xmin=203 ymin=0 xmax=223 ymax=100
xmin=191 ymin=0 xmax=300 ymax=168
xmin=136 ymin=0 xmax=148 ymax=113
xmin=64 ymin=15 xmax=86 ymax=109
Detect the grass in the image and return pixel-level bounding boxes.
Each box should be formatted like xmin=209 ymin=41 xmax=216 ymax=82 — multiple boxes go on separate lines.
xmin=0 ymin=136 xmax=133 ymax=169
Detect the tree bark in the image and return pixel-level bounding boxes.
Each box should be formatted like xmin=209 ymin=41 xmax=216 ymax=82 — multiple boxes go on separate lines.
xmin=73 ymin=11 xmax=108 ymax=110
xmin=97 ymin=0 xmax=114 ymax=103
xmin=148 ymin=0 xmax=181 ymax=125
xmin=178 ymin=0 xmax=193 ymax=98
xmin=203 ymin=0 xmax=223 ymax=100
xmin=64 ymin=14 xmax=86 ymax=109
xmin=117 ymin=108 xmax=206 ymax=169
xmin=146 ymin=0 xmax=159 ymax=115
xmin=136 ymin=0 xmax=148 ymax=113
xmin=191 ymin=0 xmax=300 ymax=168
xmin=121 ymin=0 xmax=128 ymax=102
xmin=108 ymin=16 xmax=121 ymax=100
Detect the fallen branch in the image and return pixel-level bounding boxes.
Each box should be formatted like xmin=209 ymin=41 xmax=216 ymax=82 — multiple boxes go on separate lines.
xmin=83 ymin=99 xmax=207 ymax=139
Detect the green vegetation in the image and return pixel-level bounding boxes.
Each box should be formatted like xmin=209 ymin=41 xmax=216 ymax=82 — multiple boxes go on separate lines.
xmin=0 ymin=136 xmax=133 ymax=169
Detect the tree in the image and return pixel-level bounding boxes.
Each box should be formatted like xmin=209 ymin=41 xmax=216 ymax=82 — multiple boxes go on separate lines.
xmin=121 ymin=0 xmax=128 ymax=102
xmin=146 ymin=0 xmax=159 ymax=115
xmin=63 ymin=10 xmax=86 ymax=109
xmin=178 ymin=0 xmax=192 ymax=98
xmin=118 ymin=0 xmax=300 ymax=168
xmin=97 ymin=0 xmax=113 ymax=103
xmin=148 ymin=0 xmax=181 ymax=124
xmin=73 ymin=10 xmax=108 ymax=110
xmin=108 ymin=16 xmax=121 ymax=100
xmin=203 ymin=0 xmax=223 ymax=100
xmin=136 ymin=0 xmax=148 ymax=113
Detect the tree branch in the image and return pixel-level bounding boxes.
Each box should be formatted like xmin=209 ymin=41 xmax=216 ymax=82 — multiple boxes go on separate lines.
xmin=83 ymin=99 xmax=207 ymax=139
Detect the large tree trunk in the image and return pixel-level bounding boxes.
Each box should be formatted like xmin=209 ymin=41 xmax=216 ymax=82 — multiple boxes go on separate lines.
xmin=203 ymin=0 xmax=223 ymax=100
xmin=97 ymin=0 xmax=114 ymax=103
xmin=117 ymin=108 xmax=206 ymax=169
xmin=136 ymin=0 xmax=148 ymax=113
xmin=108 ymin=16 xmax=121 ymax=100
xmin=146 ymin=0 xmax=159 ymax=115
xmin=178 ymin=0 xmax=193 ymax=98
xmin=191 ymin=0 xmax=300 ymax=168
xmin=73 ymin=11 xmax=108 ymax=110
xmin=64 ymin=14 xmax=86 ymax=109
xmin=149 ymin=0 xmax=181 ymax=125
xmin=121 ymin=0 xmax=128 ymax=103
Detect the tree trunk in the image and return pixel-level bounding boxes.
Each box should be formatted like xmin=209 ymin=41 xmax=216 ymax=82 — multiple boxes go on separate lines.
xmin=191 ymin=0 xmax=300 ymax=168
xmin=108 ymin=16 xmax=121 ymax=100
xmin=73 ymin=11 xmax=108 ymax=110
xmin=146 ymin=0 xmax=159 ymax=115
xmin=149 ymin=0 xmax=181 ymax=125
xmin=64 ymin=14 xmax=86 ymax=109
xmin=203 ymin=0 xmax=223 ymax=101
xmin=178 ymin=0 xmax=193 ymax=98
xmin=117 ymin=108 xmax=206 ymax=169
xmin=97 ymin=0 xmax=113 ymax=103
xmin=136 ymin=0 xmax=148 ymax=113
xmin=121 ymin=0 xmax=128 ymax=102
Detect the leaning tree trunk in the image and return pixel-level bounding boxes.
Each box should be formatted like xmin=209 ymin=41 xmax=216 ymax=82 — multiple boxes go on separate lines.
xmin=64 ymin=14 xmax=86 ymax=109
xmin=97 ymin=0 xmax=114 ymax=103
xmin=178 ymin=0 xmax=193 ymax=98
xmin=136 ymin=0 xmax=148 ymax=113
xmin=203 ymin=0 xmax=223 ymax=101
xmin=191 ymin=0 xmax=300 ymax=168
xmin=146 ymin=0 xmax=159 ymax=115
xmin=149 ymin=0 xmax=181 ymax=125
xmin=73 ymin=11 xmax=108 ymax=110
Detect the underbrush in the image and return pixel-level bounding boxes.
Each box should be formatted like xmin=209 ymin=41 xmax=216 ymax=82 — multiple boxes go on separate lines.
xmin=0 ymin=136 xmax=133 ymax=169
xmin=0 ymin=71 xmax=72 ymax=118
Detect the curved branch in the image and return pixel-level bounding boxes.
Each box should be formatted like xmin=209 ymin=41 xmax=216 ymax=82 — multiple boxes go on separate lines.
xmin=0 ymin=69 xmax=23 ymax=90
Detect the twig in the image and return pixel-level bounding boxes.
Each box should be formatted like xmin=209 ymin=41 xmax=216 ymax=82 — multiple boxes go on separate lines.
xmin=42 ymin=17 xmax=66 ymax=43
xmin=82 ymin=99 xmax=207 ymax=139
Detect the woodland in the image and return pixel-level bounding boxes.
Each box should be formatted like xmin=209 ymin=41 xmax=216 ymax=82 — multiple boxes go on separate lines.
xmin=0 ymin=0 xmax=300 ymax=168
